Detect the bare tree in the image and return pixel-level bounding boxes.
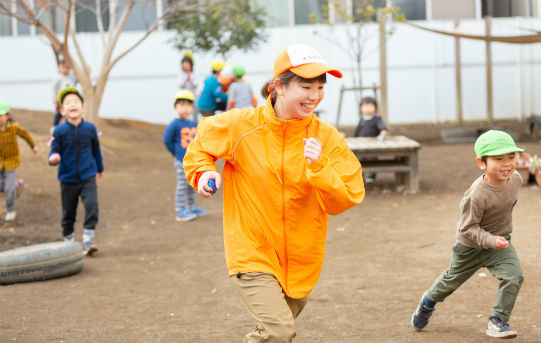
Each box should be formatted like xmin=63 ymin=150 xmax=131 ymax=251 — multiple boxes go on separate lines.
xmin=311 ymin=0 xmax=404 ymax=102
xmin=0 ymin=0 xmax=223 ymax=122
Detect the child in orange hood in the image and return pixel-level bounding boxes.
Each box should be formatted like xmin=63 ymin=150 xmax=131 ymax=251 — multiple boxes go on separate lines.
xmin=184 ymin=44 xmax=365 ymax=342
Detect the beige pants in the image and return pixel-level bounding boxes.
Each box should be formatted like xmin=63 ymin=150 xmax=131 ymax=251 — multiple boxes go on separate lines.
xmin=231 ymin=272 xmax=308 ymax=343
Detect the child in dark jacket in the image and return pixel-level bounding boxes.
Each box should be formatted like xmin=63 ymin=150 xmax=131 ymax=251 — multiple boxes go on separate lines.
xmin=163 ymin=90 xmax=208 ymax=222
xmin=48 ymin=87 xmax=104 ymax=255
xmin=353 ymin=96 xmax=388 ymax=183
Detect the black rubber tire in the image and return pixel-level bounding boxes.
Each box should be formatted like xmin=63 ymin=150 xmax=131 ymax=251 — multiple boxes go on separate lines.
xmin=0 ymin=241 xmax=84 ymax=285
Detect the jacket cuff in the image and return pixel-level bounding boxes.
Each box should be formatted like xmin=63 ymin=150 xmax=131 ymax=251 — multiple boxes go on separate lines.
xmin=487 ymin=235 xmax=498 ymax=249
xmin=307 ymin=155 xmax=329 ymax=174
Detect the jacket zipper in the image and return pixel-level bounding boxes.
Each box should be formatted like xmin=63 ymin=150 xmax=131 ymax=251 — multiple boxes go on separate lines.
xmin=75 ymin=125 xmax=79 ymax=181
xmin=281 ymin=121 xmax=288 ymax=293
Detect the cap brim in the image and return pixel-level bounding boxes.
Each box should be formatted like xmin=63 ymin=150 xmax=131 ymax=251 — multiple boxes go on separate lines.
xmin=290 ymin=63 xmax=342 ymax=79
xmin=480 ymin=146 xmax=524 ymax=157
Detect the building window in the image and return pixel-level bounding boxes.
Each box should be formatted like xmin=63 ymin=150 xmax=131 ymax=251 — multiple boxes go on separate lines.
xmin=0 ymin=14 xmax=12 ymax=36
xmin=121 ymin=1 xmax=157 ymax=31
xmin=254 ymin=0 xmax=290 ymax=27
xmin=482 ymin=0 xmax=533 ymax=17
xmin=394 ymin=0 xmax=425 ymax=20
xmin=295 ymin=0 xmax=326 ymax=24
xmin=75 ymin=0 xmax=110 ymax=32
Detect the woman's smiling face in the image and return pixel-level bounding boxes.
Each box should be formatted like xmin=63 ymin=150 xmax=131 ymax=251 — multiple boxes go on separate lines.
xmin=275 ymin=78 xmax=325 ymax=120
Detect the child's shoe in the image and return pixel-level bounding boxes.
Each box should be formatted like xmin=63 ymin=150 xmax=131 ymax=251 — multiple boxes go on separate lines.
xmin=64 ymin=233 xmax=75 ymax=242
xmin=191 ymin=206 xmax=209 ymax=217
xmin=486 ymin=316 xmax=517 ymax=338
xmin=176 ymin=209 xmax=196 ymax=222
xmin=82 ymin=229 xmax=98 ymax=256
xmin=16 ymin=179 xmax=24 ymax=198
xmin=411 ymin=292 xmax=435 ymax=330
xmin=5 ymin=211 xmax=16 ymax=222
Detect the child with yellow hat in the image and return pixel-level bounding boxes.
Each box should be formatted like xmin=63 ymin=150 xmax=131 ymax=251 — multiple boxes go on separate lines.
xmin=197 ymin=59 xmax=228 ymax=117
xmin=163 ymin=89 xmax=207 ymax=222
xmin=412 ymin=130 xmax=525 ymax=338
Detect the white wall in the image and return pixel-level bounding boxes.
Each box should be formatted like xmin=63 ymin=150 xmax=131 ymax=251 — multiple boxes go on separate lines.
xmin=1 ymin=18 xmax=541 ymax=126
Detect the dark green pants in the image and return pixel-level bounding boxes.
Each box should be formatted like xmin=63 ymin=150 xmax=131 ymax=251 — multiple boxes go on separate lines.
xmin=427 ymin=237 xmax=523 ymax=322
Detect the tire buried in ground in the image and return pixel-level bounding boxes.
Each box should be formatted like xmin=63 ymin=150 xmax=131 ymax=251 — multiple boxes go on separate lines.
xmin=0 ymin=241 xmax=84 ymax=285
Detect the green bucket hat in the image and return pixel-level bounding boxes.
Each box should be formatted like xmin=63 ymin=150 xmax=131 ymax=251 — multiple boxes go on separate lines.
xmin=232 ymin=65 xmax=245 ymax=78
xmin=0 ymin=99 xmax=10 ymax=115
xmin=474 ymin=130 xmax=523 ymax=157
xmin=57 ymin=86 xmax=83 ymax=106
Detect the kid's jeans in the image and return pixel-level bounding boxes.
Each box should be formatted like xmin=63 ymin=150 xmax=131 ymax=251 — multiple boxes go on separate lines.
xmin=60 ymin=176 xmax=98 ymax=237
xmin=231 ymin=272 xmax=308 ymax=343
xmin=427 ymin=236 xmax=523 ymax=322
xmin=174 ymin=160 xmax=195 ymax=212
xmin=0 ymin=169 xmax=16 ymax=212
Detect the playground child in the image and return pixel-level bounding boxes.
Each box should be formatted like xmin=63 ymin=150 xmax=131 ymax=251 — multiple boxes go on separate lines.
xmin=0 ymin=99 xmax=38 ymax=222
xmin=183 ymin=44 xmax=365 ymax=342
xmin=353 ymin=96 xmax=388 ymax=183
xmin=177 ymin=52 xmax=199 ymax=120
xmin=51 ymin=59 xmax=78 ymax=130
xmin=226 ymin=65 xmax=258 ymax=110
xmin=48 ymin=87 xmax=104 ymax=256
xmin=197 ymin=59 xmax=228 ymax=117
xmin=163 ymin=89 xmax=207 ymax=222
xmin=411 ymin=130 xmax=525 ymax=338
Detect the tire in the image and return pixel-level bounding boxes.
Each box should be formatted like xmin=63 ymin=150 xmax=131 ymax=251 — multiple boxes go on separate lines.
xmin=0 ymin=241 xmax=84 ymax=285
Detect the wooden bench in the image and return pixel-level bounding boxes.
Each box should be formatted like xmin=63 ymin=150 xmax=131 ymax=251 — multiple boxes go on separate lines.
xmin=346 ymin=136 xmax=422 ymax=193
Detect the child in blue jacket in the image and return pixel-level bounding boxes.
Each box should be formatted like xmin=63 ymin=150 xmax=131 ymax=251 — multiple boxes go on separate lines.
xmin=163 ymin=90 xmax=208 ymax=222
xmin=49 ymin=87 xmax=104 ymax=255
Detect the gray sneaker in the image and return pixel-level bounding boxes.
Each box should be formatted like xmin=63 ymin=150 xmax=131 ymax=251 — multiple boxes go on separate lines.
xmin=411 ymin=291 xmax=435 ymax=330
xmin=486 ymin=316 xmax=517 ymax=338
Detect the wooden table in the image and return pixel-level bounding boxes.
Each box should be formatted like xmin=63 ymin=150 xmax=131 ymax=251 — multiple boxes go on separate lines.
xmin=346 ymin=136 xmax=421 ymax=193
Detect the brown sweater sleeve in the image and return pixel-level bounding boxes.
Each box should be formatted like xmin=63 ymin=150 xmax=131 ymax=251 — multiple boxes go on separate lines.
xmin=15 ymin=123 xmax=35 ymax=148
xmin=457 ymin=197 xmax=498 ymax=249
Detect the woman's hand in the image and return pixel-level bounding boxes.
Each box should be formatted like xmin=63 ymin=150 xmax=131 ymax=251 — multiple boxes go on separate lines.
xmin=303 ymin=138 xmax=322 ymax=164
xmin=198 ymin=171 xmax=221 ymax=197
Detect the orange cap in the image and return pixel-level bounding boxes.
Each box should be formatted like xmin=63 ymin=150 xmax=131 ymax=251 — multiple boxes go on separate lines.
xmin=273 ymin=44 xmax=342 ymax=79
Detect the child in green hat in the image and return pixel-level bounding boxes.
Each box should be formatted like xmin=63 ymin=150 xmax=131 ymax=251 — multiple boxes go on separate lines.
xmin=411 ymin=130 xmax=525 ymax=338
xmin=226 ymin=65 xmax=258 ymax=110
xmin=0 ymin=99 xmax=38 ymax=222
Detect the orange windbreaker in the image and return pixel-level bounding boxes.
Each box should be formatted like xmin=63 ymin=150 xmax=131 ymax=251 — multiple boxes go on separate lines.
xmin=183 ymin=97 xmax=365 ymax=298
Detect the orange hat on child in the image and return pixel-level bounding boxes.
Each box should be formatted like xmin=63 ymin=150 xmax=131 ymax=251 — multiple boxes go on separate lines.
xmin=273 ymin=44 xmax=342 ymax=79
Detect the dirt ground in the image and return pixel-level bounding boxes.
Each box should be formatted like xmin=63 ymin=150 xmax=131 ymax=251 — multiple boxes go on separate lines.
xmin=1 ymin=109 xmax=541 ymax=343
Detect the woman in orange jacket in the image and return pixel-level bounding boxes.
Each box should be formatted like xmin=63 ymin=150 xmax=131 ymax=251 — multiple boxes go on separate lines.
xmin=183 ymin=44 xmax=365 ymax=342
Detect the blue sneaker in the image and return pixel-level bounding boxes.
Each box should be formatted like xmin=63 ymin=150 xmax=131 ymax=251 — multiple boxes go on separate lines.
xmin=191 ymin=206 xmax=208 ymax=217
xmin=411 ymin=292 xmax=435 ymax=330
xmin=486 ymin=316 xmax=518 ymax=338
xmin=176 ymin=209 xmax=196 ymax=222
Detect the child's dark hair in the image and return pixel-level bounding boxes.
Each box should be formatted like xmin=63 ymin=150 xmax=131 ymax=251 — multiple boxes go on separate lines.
xmin=481 ymin=156 xmax=487 ymax=164
xmin=174 ymin=98 xmax=194 ymax=107
xmin=61 ymin=91 xmax=84 ymax=105
xmin=260 ymin=71 xmax=326 ymax=102
xmin=181 ymin=56 xmax=193 ymax=69
xmin=361 ymin=96 xmax=378 ymax=111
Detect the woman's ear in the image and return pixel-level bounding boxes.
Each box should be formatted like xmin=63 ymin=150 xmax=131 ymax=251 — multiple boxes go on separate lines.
xmin=274 ymin=78 xmax=284 ymax=96
xmin=476 ymin=157 xmax=486 ymax=171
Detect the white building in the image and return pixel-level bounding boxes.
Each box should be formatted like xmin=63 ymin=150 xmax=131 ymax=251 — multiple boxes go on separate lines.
xmin=1 ymin=0 xmax=541 ymax=126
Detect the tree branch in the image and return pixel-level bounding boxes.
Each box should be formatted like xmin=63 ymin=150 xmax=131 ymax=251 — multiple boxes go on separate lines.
xmin=95 ymin=0 xmax=105 ymax=46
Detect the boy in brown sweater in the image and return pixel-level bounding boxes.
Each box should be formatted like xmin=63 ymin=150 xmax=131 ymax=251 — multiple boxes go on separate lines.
xmin=411 ymin=130 xmax=524 ymax=338
xmin=0 ymin=99 xmax=38 ymax=221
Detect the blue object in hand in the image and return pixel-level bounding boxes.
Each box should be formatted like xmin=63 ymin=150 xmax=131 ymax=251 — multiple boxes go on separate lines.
xmin=208 ymin=179 xmax=216 ymax=195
